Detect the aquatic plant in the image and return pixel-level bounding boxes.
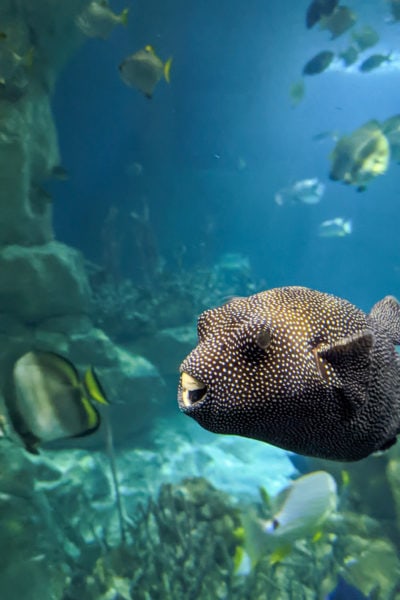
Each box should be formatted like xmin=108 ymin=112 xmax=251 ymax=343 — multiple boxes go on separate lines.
xmin=63 ymin=477 xmax=242 ymax=600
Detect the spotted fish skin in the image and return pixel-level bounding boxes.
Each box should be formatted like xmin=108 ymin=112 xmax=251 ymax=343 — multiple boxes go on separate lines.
xmin=178 ymin=287 xmax=400 ymax=461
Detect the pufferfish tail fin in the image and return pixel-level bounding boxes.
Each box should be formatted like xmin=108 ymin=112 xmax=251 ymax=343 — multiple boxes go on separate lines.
xmin=369 ymin=296 xmax=400 ymax=345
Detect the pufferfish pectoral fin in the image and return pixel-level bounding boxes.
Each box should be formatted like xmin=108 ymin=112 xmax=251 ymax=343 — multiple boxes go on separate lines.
xmin=369 ymin=295 xmax=400 ymax=345
xmin=315 ymin=330 xmax=374 ymax=414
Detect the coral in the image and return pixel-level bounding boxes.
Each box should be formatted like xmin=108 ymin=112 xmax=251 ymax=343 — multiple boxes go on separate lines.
xmin=64 ymin=477 xmax=242 ymax=600
xmin=1 ymin=436 xmax=399 ymax=600
xmin=58 ymin=469 xmax=400 ymax=599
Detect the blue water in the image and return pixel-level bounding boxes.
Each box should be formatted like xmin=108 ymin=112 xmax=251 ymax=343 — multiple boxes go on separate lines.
xmin=11 ymin=0 xmax=399 ymax=597
xmin=52 ymin=0 xmax=400 ymax=314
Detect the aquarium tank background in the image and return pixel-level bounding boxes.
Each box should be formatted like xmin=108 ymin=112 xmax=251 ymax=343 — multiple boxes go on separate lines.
xmin=0 ymin=0 xmax=400 ymax=598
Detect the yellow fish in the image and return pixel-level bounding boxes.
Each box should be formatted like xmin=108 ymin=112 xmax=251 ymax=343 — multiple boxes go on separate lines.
xmin=330 ymin=120 xmax=390 ymax=190
xmin=119 ymin=45 xmax=172 ymax=99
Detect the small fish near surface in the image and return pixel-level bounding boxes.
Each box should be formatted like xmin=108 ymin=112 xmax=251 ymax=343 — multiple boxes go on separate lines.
xmin=318 ymin=217 xmax=352 ymax=237
xmin=303 ymin=50 xmax=335 ymax=75
xmin=306 ymin=0 xmax=338 ymax=29
xmin=275 ymin=177 xmax=325 ymax=206
xmin=329 ymin=120 xmax=390 ymax=190
xmin=351 ymin=25 xmax=379 ymax=52
xmin=339 ymin=45 xmax=359 ymax=67
xmin=359 ymin=53 xmax=391 ymax=73
xmin=319 ymin=5 xmax=357 ymax=39
xmin=119 ymin=45 xmax=172 ymax=99
xmin=178 ymin=287 xmax=400 ymax=461
xmin=388 ymin=0 xmax=400 ymax=22
xmin=7 ymin=351 xmax=109 ymax=453
xmin=240 ymin=471 xmax=337 ymax=567
xmin=76 ymin=0 xmax=129 ymax=40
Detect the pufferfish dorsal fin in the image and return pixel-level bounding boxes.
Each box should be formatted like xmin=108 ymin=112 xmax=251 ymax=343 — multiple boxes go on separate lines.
xmin=315 ymin=330 xmax=374 ymax=414
xmin=369 ymin=295 xmax=400 ymax=345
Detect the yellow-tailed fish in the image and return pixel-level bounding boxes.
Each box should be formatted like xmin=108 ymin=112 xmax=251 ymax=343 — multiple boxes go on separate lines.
xmin=76 ymin=1 xmax=129 ymax=40
xmin=261 ymin=471 xmax=337 ymax=539
xmin=9 ymin=351 xmax=109 ymax=453
xmin=119 ymin=45 xmax=172 ymax=99
xmin=330 ymin=120 xmax=390 ymax=190
xmin=239 ymin=472 xmax=337 ymax=569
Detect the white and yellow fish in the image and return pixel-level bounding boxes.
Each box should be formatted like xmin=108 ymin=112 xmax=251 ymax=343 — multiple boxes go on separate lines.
xmin=9 ymin=351 xmax=109 ymax=453
xmin=119 ymin=45 xmax=172 ymax=99
xmin=318 ymin=217 xmax=352 ymax=238
xmin=238 ymin=471 xmax=338 ymax=568
xmin=76 ymin=0 xmax=129 ymax=40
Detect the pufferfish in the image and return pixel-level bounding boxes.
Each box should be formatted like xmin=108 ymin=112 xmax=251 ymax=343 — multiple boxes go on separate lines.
xmin=178 ymin=287 xmax=400 ymax=462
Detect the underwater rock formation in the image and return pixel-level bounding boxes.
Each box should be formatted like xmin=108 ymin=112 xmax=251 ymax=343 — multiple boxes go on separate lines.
xmin=89 ymin=251 xmax=258 ymax=387
xmin=0 ymin=241 xmax=90 ymax=320
xmin=0 ymin=3 xmax=167 ymax=592
xmin=0 ymin=0 xmax=165 ymax=450
xmin=0 ymin=87 xmax=57 ymax=245
xmin=0 ymin=441 xmax=71 ymax=599
xmin=0 ymin=2 xmax=170 ymax=592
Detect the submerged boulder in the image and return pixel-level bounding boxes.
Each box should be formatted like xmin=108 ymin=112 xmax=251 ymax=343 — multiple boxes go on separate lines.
xmin=0 ymin=241 xmax=90 ymax=322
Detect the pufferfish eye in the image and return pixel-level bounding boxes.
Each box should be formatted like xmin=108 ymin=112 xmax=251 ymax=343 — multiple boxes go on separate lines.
xmin=255 ymin=328 xmax=272 ymax=350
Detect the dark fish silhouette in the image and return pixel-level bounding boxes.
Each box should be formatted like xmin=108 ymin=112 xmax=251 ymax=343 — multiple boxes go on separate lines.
xmin=303 ymin=51 xmax=334 ymax=75
xmin=339 ymin=46 xmax=358 ymax=67
xmin=389 ymin=0 xmax=400 ymax=22
xmin=320 ymin=5 xmax=356 ymax=39
xmin=351 ymin=25 xmax=379 ymax=52
xmin=359 ymin=53 xmax=391 ymax=73
xmin=306 ymin=0 xmax=338 ymax=29
xmin=178 ymin=287 xmax=400 ymax=462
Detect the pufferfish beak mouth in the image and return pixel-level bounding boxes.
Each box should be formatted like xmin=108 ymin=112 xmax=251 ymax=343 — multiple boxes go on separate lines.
xmin=179 ymin=372 xmax=207 ymax=409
